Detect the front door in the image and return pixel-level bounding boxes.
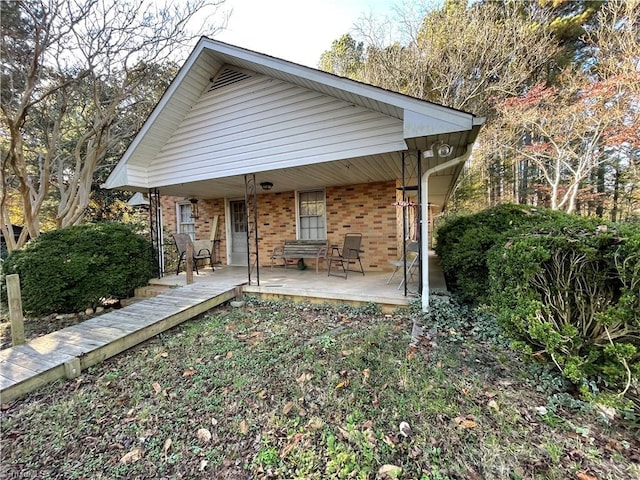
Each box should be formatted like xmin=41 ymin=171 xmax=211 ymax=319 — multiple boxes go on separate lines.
xmin=229 ymin=200 xmax=247 ymax=265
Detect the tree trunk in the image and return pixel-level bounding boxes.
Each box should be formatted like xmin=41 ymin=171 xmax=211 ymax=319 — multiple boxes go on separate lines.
xmin=595 ymin=164 xmax=605 ymax=218
xmin=611 ymin=157 xmax=620 ymax=222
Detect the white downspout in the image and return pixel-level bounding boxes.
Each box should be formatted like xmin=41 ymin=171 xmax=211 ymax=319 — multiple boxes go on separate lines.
xmin=420 ymin=146 xmax=473 ymax=312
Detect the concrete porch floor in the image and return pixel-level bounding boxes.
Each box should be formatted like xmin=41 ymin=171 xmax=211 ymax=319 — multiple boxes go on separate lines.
xmin=149 ymin=251 xmax=447 ymax=311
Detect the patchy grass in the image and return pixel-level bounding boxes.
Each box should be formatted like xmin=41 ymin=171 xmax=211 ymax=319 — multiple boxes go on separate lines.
xmin=1 ymin=297 xmax=638 ymax=479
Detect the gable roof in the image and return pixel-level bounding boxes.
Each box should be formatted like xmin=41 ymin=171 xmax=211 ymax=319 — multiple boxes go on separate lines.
xmin=104 ymin=37 xmax=484 ymax=207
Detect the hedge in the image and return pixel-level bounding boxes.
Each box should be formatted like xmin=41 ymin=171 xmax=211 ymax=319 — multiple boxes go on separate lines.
xmin=487 ymin=217 xmax=639 ymax=397
xmin=1 ymin=222 xmax=155 ymax=316
xmin=434 ymin=204 xmax=565 ymax=304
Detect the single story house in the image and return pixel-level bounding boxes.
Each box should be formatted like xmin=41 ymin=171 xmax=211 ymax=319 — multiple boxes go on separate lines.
xmin=103 ymin=37 xmax=484 ymax=311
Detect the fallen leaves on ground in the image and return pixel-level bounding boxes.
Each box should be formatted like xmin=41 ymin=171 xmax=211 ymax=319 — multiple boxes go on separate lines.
xmin=120 ymin=448 xmax=143 ymax=464
xmin=196 ymin=428 xmax=212 ymax=443
xmin=576 ymin=473 xmax=598 ymax=480
xmin=335 ymin=379 xmax=349 ymax=389
xmin=306 ymin=417 xmax=323 ymax=431
xmin=3 ymin=301 xmax=637 ymax=480
xmin=162 ymin=438 xmax=172 ymax=462
xmin=453 ymin=415 xmax=478 ymax=429
xmin=163 ymin=438 xmax=172 ymax=454
xmin=282 ymin=401 xmax=294 ymax=415
xmin=279 ymin=432 xmax=304 ymax=459
xmin=239 ymin=420 xmax=249 ymax=435
xmin=378 ymin=464 xmax=402 ymax=478
xmin=296 ymin=372 xmax=313 ymax=384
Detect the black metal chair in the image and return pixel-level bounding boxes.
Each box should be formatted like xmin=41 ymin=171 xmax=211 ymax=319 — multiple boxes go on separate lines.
xmin=327 ymin=233 xmax=365 ymax=279
xmin=172 ymin=233 xmax=213 ymax=275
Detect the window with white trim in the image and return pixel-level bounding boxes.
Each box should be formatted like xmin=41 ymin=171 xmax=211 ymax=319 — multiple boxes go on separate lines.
xmin=297 ymin=190 xmax=326 ymax=240
xmin=177 ymin=203 xmax=195 ymax=240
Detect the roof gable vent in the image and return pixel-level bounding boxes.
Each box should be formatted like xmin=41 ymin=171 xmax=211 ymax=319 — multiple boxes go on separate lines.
xmin=207 ymin=67 xmax=252 ymax=92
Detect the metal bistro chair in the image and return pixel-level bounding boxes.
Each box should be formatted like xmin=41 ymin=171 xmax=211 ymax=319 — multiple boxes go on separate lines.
xmin=387 ymin=241 xmax=419 ymax=289
xmin=327 ymin=233 xmax=365 ymax=279
xmin=172 ymin=233 xmax=213 ymax=275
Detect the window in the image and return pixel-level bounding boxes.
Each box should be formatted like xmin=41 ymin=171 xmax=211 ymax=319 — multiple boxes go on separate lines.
xmin=177 ymin=203 xmax=195 ymax=240
xmin=297 ymin=190 xmax=326 ymax=240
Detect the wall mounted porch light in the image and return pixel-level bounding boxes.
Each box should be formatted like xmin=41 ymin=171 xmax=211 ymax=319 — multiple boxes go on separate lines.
xmin=260 ymin=181 xmax=274 ymax=191
xmin=189 ymin=198 xmax=199 ymax=219
xmin=423 ymin=142 xmax=453 ymax=159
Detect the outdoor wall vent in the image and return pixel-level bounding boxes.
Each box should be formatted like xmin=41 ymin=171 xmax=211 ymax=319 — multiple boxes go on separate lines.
xmin=207 ymin=67 xmax=252 ymax=92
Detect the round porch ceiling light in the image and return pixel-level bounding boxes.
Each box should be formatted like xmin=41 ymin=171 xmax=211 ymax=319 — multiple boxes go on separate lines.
xmin=260 ymin=181 xmax=274 ymax=191
xmin=436 ymin=143 xmax=452 ymax=157
xmin=424 ymin=142 xmax=453 ymax=159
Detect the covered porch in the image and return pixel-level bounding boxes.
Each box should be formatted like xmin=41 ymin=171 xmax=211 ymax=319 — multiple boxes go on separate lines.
xmin=145 ymin=251 xmax=447 ymax=312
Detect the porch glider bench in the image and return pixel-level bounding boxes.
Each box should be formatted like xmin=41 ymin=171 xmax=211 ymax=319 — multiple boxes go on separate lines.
xmin=270 ymin=240 xmax=329 ymax=273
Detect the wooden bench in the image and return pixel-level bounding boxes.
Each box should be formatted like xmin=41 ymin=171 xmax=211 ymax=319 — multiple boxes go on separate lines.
xmin=270 ymin=240 xmax=328 ymax=273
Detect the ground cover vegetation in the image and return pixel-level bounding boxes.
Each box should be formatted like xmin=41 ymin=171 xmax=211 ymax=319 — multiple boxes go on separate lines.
xmin=1 ymin=297 xmax=639 ymax=479
xmin=436 ymin=204 xmax=640 ymax=418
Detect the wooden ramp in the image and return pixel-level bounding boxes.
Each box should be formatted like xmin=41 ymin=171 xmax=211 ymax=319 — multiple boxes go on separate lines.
xmin=0 ymin=282 xmax=237 ymax=403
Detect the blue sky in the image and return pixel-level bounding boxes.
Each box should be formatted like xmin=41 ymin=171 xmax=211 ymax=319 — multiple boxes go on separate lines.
xmin=215 ymin=0 xmax=397 ymax=68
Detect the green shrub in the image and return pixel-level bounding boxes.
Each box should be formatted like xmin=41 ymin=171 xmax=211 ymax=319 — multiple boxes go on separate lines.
xmin=435 ymin=203 xmax=565 ymax=304
xmin=487 ymin=217 xmax=640 ymax=397
xmin=1 ymin=223 xmax=155 ymax=316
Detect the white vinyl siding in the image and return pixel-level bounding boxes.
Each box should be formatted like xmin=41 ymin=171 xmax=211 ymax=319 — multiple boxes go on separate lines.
xmin=147 ymin=74 xmax=405 ymax=187
xmin=297 ymin=190 xmax=326 ymax=240
xmin=103 ymin=38 xmax=480 ymax=193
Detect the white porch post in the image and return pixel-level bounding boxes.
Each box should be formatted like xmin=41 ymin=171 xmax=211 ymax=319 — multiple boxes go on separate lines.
xmin=421 ymin=171 xmax=430 ymax=312
xmin=420 ymin=149 xmax=473 ymax=312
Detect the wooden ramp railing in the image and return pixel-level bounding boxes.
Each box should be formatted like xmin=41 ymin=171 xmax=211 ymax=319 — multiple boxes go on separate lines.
xmin=0 ymin=283 xmax=236 ymax=403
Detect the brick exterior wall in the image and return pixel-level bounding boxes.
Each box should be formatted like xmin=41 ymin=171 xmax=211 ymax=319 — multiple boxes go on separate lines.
xmin=160 ymin=180 xmax=409 ymax=272
xmin=161 ymin=196 xmax=227 ymax=265
xmin=325 ymin=181 xmax=398 ymax=270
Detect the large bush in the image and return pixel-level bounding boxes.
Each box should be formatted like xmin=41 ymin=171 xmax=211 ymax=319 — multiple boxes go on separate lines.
xmin=487 ymin=218 xmax=639 ymax=397
xmin=435 ymin=204 xmax=565 ymax=304
xmin=2 ymin=223 xmax=155 ymax=316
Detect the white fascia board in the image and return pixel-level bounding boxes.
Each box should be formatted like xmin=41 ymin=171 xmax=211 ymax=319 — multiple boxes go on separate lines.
xmin=403 ymin=109 xmax=472 ymax=138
